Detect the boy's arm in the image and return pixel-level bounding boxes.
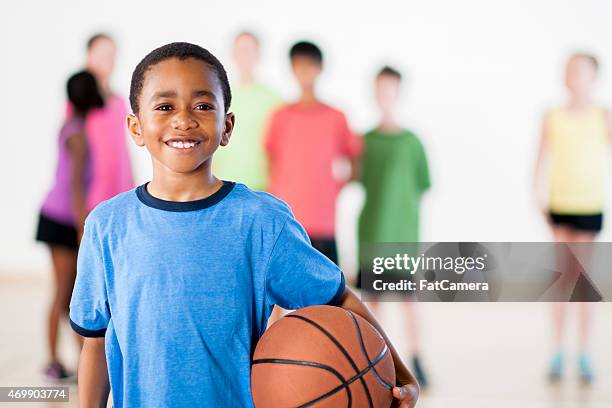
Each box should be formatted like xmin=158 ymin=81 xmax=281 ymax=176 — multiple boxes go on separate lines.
xmin=78 ymin=337 xmax=110 ymax=408
xmin=66 ymin=131 xmax=89 ymax=240
xmin=349 ymin=155 xmax=361 ymax=182
xmin=533 ymin=111 xmax=550 ymax=220
xmin=337 ymin=114 xmax=362 ymax=183
xmin=337 ymin=287 xmax=419 ymax=408
xmin=263 ymin=214 xmax=416 ymax=405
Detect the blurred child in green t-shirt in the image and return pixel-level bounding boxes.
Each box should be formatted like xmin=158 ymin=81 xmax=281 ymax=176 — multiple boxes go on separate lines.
xmin=357 ymin=66 xmax=431 ymax=387
xmin=214 ymin=31 xmax=282 ymax=191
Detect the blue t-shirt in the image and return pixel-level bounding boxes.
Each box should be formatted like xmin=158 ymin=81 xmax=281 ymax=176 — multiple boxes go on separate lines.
xmin=69 ymin=182 xmax=345 ymax=408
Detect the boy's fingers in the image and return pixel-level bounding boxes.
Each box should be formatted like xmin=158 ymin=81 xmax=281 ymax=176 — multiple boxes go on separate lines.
xmin=393 ymin=386 xmax=410 ymax=401
xmin=392 ymin=385 xmax=418 ymax=408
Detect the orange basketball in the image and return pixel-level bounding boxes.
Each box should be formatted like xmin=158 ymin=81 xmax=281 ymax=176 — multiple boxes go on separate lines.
xmin=251 ymin=305 xmax=395 ymax=407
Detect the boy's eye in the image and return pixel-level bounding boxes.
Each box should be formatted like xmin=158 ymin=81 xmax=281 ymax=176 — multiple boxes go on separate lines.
xmin=195 ymin=103 xmax=213 ymax=111
xmin=156 ymin=104 xmax=173 ymax=111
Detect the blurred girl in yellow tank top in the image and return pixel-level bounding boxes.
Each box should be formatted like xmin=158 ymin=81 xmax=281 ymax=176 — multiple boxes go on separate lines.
xmin=534 ymin=53 xmax=612 ymax=384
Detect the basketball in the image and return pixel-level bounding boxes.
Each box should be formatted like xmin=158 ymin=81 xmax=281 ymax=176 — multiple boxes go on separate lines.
xmin=251 ymin=305 xmax=395 ymax=407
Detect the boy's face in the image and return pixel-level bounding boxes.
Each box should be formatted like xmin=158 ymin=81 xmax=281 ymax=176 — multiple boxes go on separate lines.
xmin=233 ymin=34 xmax=259 ymax=75
xmin=375 ymin=74 xmax=401 ymax=114
xmin=291 ymin=56 xmax=321 ymax=89
xmin=127 ymin=58 xmax=234 ymax=175
xmin=565 ymin=56 xmax=596 ymax=97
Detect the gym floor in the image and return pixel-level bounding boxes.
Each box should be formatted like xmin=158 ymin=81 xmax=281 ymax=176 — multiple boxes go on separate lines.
xmin=1 ymin=273 xmax=610 ymax=407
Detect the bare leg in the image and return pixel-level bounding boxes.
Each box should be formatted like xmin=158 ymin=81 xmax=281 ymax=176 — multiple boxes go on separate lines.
xmin=402 ymin=300 xmax=428 ymax=387
xmin=551 ymin=226 xmax=573 ymax=349
xmin=403 ymin=301 xmax=420 ymax=355
xmin=571 ymin=229 xmax=596 ymax=383
xmin=551 ymin=302 xmax=567 ymax=349
xmin=571 ymin=230 xmax=596 ymax=353
xmin=578 ymin=302 xmax=592 ymax=352
xmin=48 ymin=245 xmax=78 ymax=364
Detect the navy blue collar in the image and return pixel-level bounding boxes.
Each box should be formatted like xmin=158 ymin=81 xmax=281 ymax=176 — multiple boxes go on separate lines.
xmin=136 ymin=181 xmax=235 ymax=212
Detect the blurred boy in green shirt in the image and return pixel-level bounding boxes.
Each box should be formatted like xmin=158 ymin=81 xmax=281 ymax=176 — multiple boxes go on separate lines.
xmin=214 ymin=31 xmax=282 ymax=190
xmin=358 ymin=66 xmax=431 ymax=387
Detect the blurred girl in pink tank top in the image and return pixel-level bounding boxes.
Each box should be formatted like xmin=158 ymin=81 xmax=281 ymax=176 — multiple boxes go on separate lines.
xmin=36 ymin=70 xmax=104 ymax=381
xmin=70 ymin=33 xmax=134 ymax=209
xmin=38 ymin=34 xmax=133 ymax=381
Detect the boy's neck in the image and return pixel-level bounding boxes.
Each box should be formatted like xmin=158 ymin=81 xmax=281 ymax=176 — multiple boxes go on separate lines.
xmin=148 ymin=164 xmax=222 ymax=202
xmin=378 ymin=115 xmax=401 ymax=133
xmin=297 ymin=88 xmax=319 ymax=106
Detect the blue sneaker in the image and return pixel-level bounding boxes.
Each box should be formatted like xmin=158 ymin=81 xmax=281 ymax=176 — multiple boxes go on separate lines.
xmin=548 ymin=351 xmax=563 ymax=381
xmin=578 ymin=353 xmax=594 ymax=384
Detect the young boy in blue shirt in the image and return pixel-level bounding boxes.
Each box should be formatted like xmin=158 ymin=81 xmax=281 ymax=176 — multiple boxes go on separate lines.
xmin=69 ymin=42 xmax=418 ymax=408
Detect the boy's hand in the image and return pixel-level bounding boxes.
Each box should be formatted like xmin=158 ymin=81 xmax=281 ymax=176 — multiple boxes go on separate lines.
xmin=392 ymin=383 xmax=419 ymax=408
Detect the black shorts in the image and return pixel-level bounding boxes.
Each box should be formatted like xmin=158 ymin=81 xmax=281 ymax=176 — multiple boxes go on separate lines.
xmin=309 ymin=236 xmax=338 ymax=265
xmin=549 ymin=212 xmax=603 ymax=233
xmin=35 ymin=213 xmax=78 ymax=250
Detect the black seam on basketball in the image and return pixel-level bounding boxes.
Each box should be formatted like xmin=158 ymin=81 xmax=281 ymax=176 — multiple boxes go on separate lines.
xmin=287 ymin=314 xmax=374 ymax=407
xmin=347 ymin=311 xmax=393 ymax=389
xmin=300 ymin=345 xmax=388 ymax=407
xmin=252 ymin=358 xmax=352 ymax=407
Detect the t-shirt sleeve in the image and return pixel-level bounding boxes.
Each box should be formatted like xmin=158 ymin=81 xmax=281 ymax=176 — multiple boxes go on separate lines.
xmin=69 ymin=220 xmax=111 ymax=337
xmin=417 ymin=140 xmax=431 ymax=192
xmin=338 ymin=113 xmax=362 ymax=158
xmin=265 ymin=215 xmax=346 ymax=310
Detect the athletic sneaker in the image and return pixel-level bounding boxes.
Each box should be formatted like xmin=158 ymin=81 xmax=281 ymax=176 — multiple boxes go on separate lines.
xmin=44 ymin=361 xmax=70 ymax=382
xmin=548 ymin=351 xmax=563 ymax=381
xmin=412 ymin=356 xmax=428 ymax=388
xmin=578 ymin=353 xmax=594 ymax=384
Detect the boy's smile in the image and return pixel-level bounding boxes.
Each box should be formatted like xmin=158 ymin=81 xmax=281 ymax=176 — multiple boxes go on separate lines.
xmin=165 ymin=139 xmax=201 ymax=150
xmin=128 ymin=57 xmax=234 ymax=175
xmin=163 ymin=131 xmax=203 ymax=154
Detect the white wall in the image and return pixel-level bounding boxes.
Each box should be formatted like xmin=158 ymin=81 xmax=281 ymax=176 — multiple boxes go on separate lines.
xmin=1 ymin=0 xmax=611 ymax=274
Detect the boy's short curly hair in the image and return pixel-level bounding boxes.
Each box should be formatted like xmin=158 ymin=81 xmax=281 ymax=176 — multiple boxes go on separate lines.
xmin=289 ymin=41 xmax=323 ymax=65
xmin=377 ymin=65 xmax=402 ymax=81
xmin=129 ymin=42 xmax=232 ymax=114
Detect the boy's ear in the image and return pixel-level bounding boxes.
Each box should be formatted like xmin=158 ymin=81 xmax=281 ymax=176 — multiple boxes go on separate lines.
xmin=127 ymin=114 xmax=145 ymax=147
xmin=220 ymin=112 xmax=235 ymax=147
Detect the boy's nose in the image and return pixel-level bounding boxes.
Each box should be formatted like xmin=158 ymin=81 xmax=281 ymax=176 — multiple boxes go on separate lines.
xmin=171 ymin=111 xmax=197 ymax=130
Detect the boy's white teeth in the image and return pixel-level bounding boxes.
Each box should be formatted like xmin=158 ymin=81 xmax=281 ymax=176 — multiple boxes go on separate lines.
xmin=168 ymin=141 xmax=197 ymax=149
